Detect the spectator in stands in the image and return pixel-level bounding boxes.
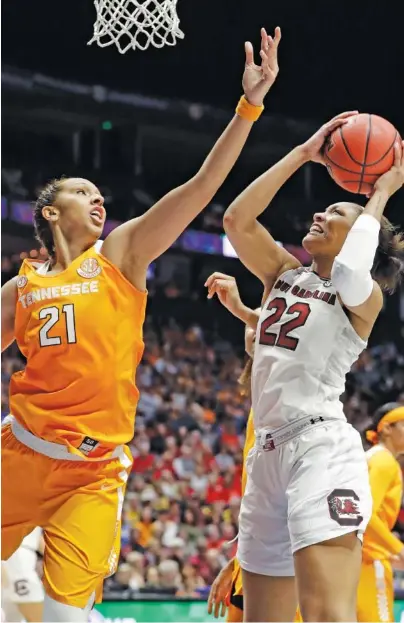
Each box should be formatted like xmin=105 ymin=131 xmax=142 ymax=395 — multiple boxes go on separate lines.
xmin=157 ymin=560 xmax=181 ymax=595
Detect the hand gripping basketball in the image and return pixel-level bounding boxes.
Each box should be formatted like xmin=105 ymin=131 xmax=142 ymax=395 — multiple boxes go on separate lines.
xmin=301 ymin=111 xmax=360 ymax=164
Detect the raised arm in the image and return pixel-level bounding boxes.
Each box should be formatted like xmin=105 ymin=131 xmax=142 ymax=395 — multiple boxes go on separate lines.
xmin=330 ymin=140 xmax=404 ymax=334
xmin=102 ymin=27 xmax=282 ymax=291
xmin=223 ymin=111 xmax=359 ymax=289
xmin=1 ymin=277 xmax=18 ymax=352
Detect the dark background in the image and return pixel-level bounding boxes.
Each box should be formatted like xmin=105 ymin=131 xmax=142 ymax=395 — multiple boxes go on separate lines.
xmin=2 ymin=0 xmax=404 ymax=122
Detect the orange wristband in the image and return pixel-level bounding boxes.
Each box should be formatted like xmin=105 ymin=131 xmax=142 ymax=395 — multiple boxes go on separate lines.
xmin=236 ymin=95 xmax=264 ymax=122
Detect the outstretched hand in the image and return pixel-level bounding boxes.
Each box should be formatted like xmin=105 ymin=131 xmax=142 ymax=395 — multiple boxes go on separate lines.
xmin=205 ymin=272 xmax=245 ymax=318
xmin=242 ymin=27 xmax=281 ymax=107
xmin=207 ymin=559 xmax=235 ymax=619
xmin=301 ymin=111 xmax=359 ymax=164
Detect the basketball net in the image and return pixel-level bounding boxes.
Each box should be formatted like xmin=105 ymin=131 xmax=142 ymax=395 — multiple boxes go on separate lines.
xmin=88 ymin=0 xmax=184 ymax=53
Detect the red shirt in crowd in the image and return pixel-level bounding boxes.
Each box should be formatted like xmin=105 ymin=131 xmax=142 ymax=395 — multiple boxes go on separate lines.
xmin=205 ymin=477 xmax=230 ymax=504
xmin=132 ymin=453 xmax=155 ymax=473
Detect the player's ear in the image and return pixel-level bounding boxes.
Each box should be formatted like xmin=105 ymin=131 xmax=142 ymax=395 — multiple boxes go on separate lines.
xmin=42 ymin=206 xmax=59 ymax=222
xmin=382 ymin=422 xmax=392 ymax=437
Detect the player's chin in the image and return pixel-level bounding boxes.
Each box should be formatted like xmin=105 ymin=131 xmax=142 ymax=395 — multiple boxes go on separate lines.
xmin=89 ymin=221 xmax=104 ymax=236
xmin=302 ymin=232 xmax=324 ymax=254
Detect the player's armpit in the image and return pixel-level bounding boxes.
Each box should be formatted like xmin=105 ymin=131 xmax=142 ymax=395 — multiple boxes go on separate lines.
xmin=1 ymin=277 xmax=18 ymax=352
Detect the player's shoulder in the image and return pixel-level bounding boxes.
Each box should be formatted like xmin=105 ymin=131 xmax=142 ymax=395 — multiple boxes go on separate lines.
xmin=366 ymin=445 xmax=398 ymax=472
xmin=277 ymin=264 xmax=304 ymax=282
xmin=2 ymin=275 xmax=19 ymax=299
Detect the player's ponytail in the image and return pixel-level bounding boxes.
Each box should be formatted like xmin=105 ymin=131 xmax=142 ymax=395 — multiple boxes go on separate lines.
xmin=33 ymin=177 xmax=65 ymax=260
xmin=372 ymin=216 xmax=404 ymax=293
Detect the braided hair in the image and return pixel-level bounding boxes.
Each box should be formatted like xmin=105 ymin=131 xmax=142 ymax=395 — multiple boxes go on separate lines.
xmin=33 ymin=177 xmax=66 ymax=259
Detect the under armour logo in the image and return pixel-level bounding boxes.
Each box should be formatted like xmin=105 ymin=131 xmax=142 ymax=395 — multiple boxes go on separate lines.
xmin=310 ymin=417 xmax=324 ymax=425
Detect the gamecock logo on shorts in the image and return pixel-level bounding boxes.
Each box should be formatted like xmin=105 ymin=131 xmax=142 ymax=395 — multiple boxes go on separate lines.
xmin=327 ymin=488 xmax=363 ymax=527
xmin=77 ymin=257 xmax=102 ymax=279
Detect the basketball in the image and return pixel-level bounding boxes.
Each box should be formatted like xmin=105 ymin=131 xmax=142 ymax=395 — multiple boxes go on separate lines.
xmin=323 ymin=113 xmax=399 ymax=195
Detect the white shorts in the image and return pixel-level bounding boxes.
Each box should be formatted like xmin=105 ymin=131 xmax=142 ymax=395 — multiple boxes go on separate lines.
xmin=2 ymin=546 xmax=44 ymax=604
xmin=237 ymin=418 xmax=372 ymax=577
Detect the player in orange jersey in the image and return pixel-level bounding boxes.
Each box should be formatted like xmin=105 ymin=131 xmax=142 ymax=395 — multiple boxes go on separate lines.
xmin=358 ymin=403 xmax=404 ymax=622
xmin=1 ymin=28 xmax=281 ymax=622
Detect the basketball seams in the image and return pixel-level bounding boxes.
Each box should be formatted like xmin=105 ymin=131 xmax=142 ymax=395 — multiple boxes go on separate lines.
xmin=338 ymin=116 xmax=396 ymax=166
xmin=324 ymin=153 xmax=381 ymax=177
xmin=324 ymin=154 xmax=363 ymax=175
xmin=366 ymin=131 xmax=398 ymax=167
xmin=324 ymin=113 xmax=398 ymax=195
xmin=357 ymin=114 xmax=372 ymax=194
xmin=339 ymin=126 xmax=363 ymax=166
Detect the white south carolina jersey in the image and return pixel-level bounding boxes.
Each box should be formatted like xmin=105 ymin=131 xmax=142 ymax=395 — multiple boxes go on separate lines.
xmin=252 ymin=267 xmax=367 ymax=430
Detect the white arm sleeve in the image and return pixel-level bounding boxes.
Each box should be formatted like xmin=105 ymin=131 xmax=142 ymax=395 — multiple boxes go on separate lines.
xmin=330 ymin=214 xmax=380 ymax=307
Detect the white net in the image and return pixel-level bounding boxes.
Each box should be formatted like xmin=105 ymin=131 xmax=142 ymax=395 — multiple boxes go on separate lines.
xmin=88 ymin=0 xmax=184 ymax=53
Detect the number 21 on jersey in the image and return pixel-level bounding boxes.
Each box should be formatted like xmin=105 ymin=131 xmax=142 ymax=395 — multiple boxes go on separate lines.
xmin=259 ymin=297 xmax=311 ymax=351
xmin=39 ymin=304 xmax=77 ymax=347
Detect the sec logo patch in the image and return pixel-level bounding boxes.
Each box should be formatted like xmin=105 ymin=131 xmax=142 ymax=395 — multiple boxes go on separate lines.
xmin=16 ymin=276 xmax=28 ymax=289
xmin=77 ymin=258 xmax=102 ymax=279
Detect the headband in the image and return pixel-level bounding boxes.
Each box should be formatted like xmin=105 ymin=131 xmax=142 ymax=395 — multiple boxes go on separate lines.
xmin=366 ymin=407 xmax=404 ymax=444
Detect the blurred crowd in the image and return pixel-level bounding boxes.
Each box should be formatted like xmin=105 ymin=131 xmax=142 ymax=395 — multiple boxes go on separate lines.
xmin=2 ymin=284 xmax=403 ymax=597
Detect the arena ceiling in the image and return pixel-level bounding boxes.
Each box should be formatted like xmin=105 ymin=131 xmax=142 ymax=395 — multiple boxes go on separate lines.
xmin=3 ymin=0 xmax=403 ymax=127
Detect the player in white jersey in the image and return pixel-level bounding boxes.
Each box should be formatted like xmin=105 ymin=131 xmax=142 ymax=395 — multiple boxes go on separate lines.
xmin=206 ymin=104 xmax=404 ymax=620
xmin=2 ymin=528 xmax=44 ymax=622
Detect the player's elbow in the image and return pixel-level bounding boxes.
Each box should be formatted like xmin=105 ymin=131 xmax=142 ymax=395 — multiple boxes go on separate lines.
xmin=1 ymin=328 xmax=14 ymax=353
xmin=331 ymin=256 xmax=353 ymax=287
xmin=331 ymin=257 xmax=373 ymax=308
xmin=223 ymin=207 xmax=247 ymax=234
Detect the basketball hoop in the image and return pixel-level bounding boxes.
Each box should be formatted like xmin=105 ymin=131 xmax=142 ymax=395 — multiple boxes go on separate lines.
xmin=88 ymin=0 xmax=184 ymax=53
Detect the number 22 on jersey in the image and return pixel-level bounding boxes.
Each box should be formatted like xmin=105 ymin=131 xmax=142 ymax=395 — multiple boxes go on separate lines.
xmin=259 ymin=297 xmax=311 ymax=351
xmin=39 ymin=304 xmax=77 ymax=347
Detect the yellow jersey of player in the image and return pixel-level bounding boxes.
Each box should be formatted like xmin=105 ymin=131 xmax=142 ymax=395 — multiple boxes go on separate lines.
xmin=362 ymin=444 xmax=403 ymax=561
xmin=232 ymin=409 xmax=254 ymax=597
xmin=10 ymin=245 xmax=147 ymax=460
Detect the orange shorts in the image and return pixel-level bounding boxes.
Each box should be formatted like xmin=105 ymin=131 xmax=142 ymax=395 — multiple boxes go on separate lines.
xmin=1 ymin=423 xmax=132 ymax=609
xmin=357 ymin=558 xmax=394 ymax=623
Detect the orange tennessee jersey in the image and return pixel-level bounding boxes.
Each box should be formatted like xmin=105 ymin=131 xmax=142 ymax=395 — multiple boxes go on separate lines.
xmin=233 ymin=409 xmax=254 ymax=597
xmin=362 ymin=445 xmax=403 ymax=562
xmin=9 ymin=246 xmax=147 ymax=459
